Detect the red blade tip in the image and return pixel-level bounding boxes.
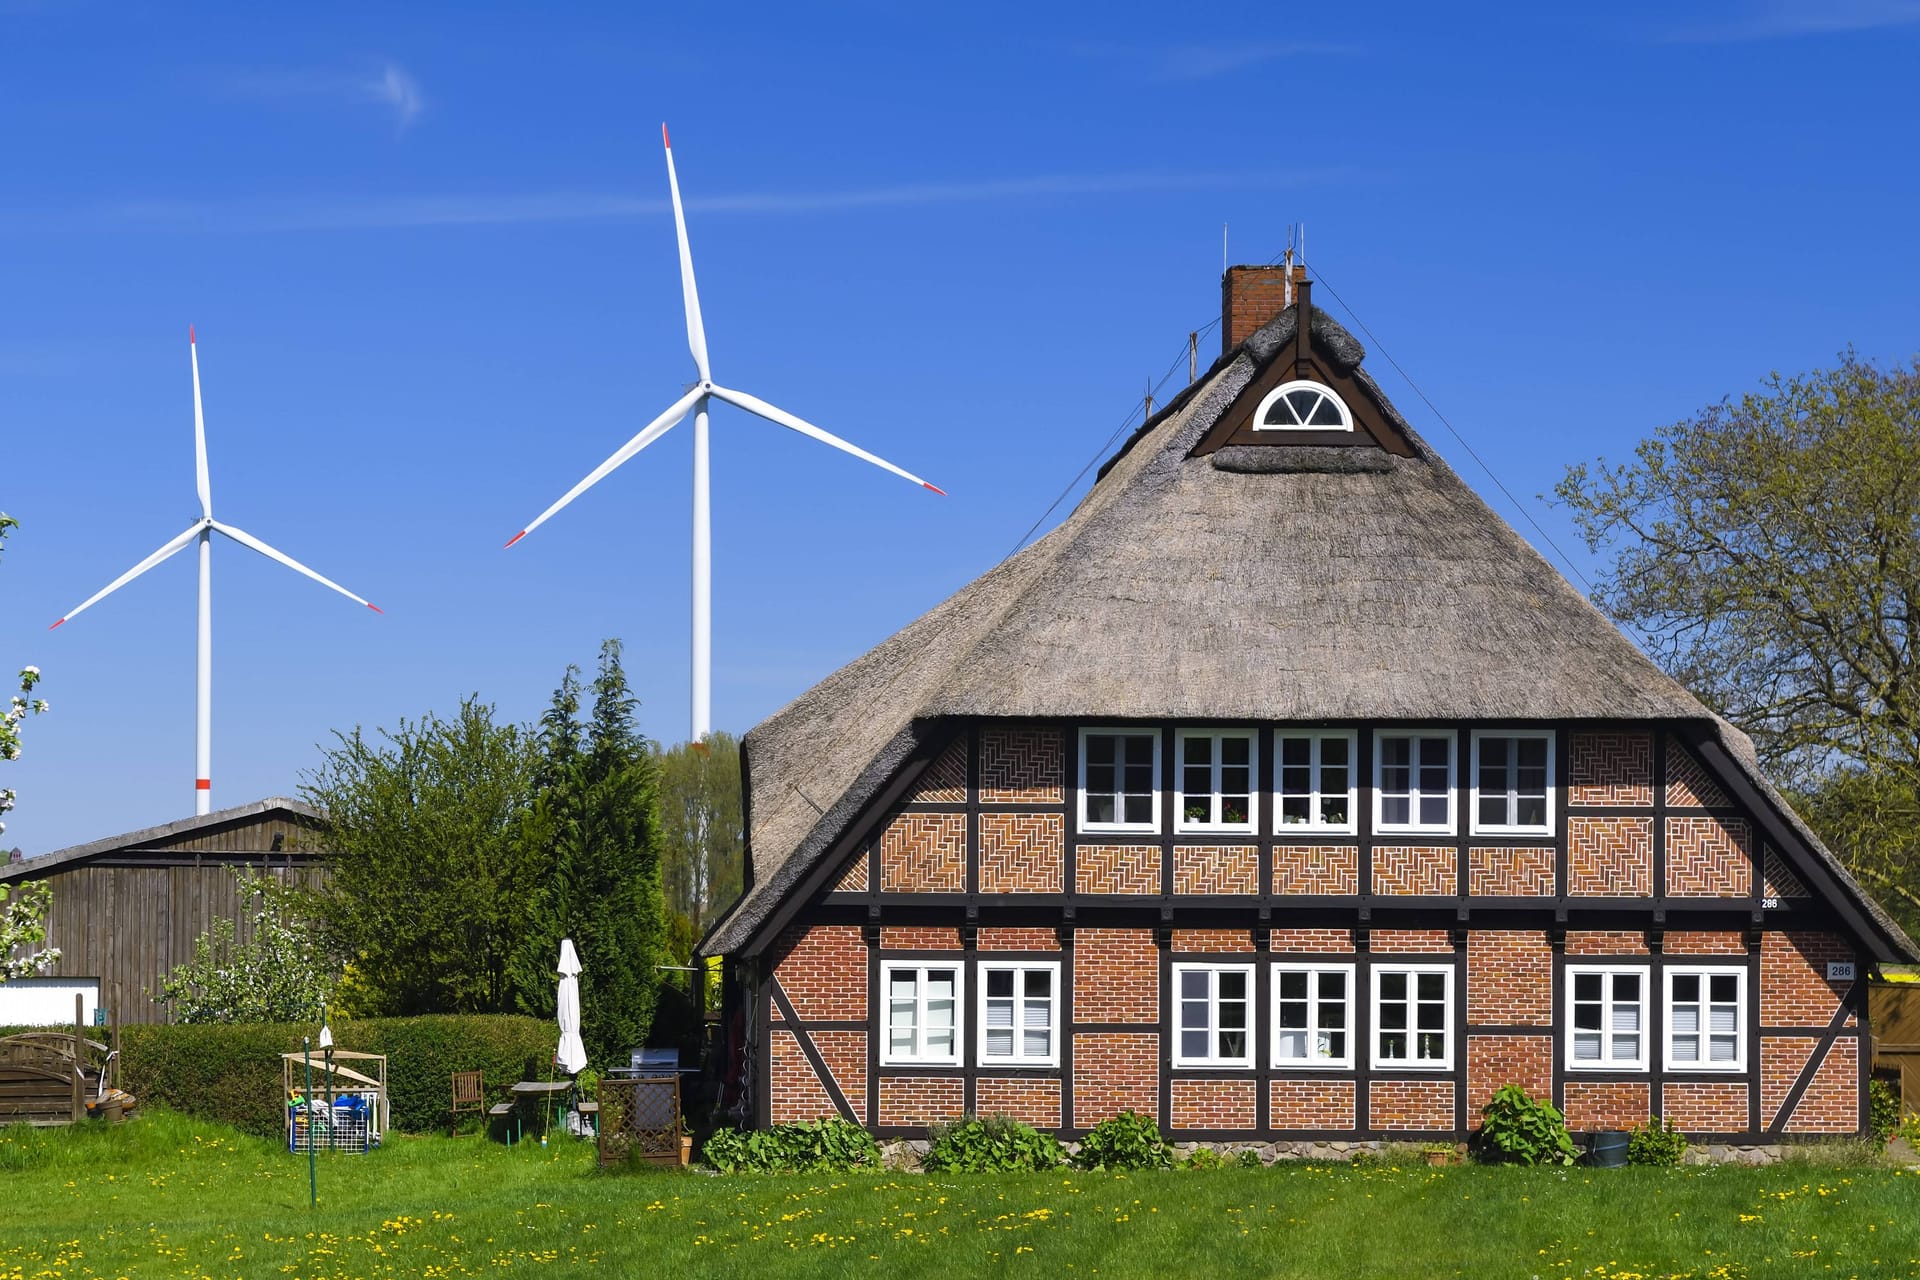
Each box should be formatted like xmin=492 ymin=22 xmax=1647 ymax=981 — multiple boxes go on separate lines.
xmin=189 ymin=324 xmax=196 ymax=344
xmin=48 ymin=617 xmax=66 ymax=630
xmin=366 ymin=603 xmax=384 ymax=614
xmin=504 ymin=530 xmax=528 ymax=549
xmin=662 ymin=123 xmax=670 ymax=148
xmin=923 ymin=482 xmax=947 ymax=496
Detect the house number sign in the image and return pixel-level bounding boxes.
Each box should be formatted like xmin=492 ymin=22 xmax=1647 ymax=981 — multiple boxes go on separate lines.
xmin=1827 ymin=961 xmax=1857 ymax=981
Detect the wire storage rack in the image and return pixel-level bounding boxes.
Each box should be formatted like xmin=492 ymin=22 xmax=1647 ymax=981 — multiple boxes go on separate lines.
xmin=281 ymin=1050 xmax=388 ymax=1154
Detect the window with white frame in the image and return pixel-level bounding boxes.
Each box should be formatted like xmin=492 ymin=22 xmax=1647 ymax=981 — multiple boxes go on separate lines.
xmin=881 ymin=963 xmax=962 ymax=1066
xmin=1276 ymin=731 xmax=1357 ymax=832
xmin=1566 ymin=966 xmax=1648 ymax=1070
xmin=1174 ymin=963 xmax=1254 ymax=1068
xmin=1372 ymin=965 xmax=1453 ymax=1069
xmin=1271 ymin=963 xmax=1354 ymax=1068
xmin=1472 ymin=731 xmax=1554 ymax=834
xmin=1375 ymin=733 xmax=1456 ymax=833
xmin=1254 ymin=380 xmax=1354 ymax=432
xmin=977 ymin=962 xmax=1059 ymax=1067
xmin=1177 ymin=730 xmax=1257 ymax=833
xmin=1665 ymin=967 xmax=1746 ymax=1071
xmin=1080 ymin=729 xmax=1159 ymax=832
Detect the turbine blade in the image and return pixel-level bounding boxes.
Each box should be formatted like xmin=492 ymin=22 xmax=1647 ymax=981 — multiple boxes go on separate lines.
xmin=211 ymin=520 xmax=381 ymax=613
xmin=663 ymin=123 xmax=711 ymax=382
xmin=50 ymin=522 xmax=203 ymax=629
xmin=504 ymin=386 xmax=702 ymax=547
xmin=708 ymin=383 xmax=945 ymax=494
xmin=190 ymin=325 xmax=212 ymax=519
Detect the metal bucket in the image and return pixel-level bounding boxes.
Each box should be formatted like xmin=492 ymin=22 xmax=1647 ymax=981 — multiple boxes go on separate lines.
xmin=1589 ymin=1131 xmax=1631 ymax=1168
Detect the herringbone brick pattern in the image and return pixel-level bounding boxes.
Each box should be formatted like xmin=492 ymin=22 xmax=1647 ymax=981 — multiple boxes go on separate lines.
xmin=1665 ymin=739 xmax=1730 ymax=809
xmin=1665 ymin=816 xmax=1752 ymax=897
xmin=1173 ymin=844 xmax=1259 ymax=895
xmin=1076 ymin=844 xmax=1161 ymax=895
xmin=1569 ymin=731 xmax=1654 ymax=806
xmin=979 ymin=725 xmax=1064 ymax=803
xmin=1568 ymin=816 xmax=1653 ymax=896
xmin=906 ymin=736 xmax=969 ymax=804
xmin=978 ymin=813 xmax=1065 ymax=893
xmin=878 ymin=811 xmax=966 ymax=893
xmin=1372 ymin=845 xmax=1455 ymax=896
xmin=831 ymin=850 xmax=868 ymax=894
xmin=1468 ymin=846 xmax=1555 ymax=897
xmin=1271 ymin=844 xmax=1358 ymax=895
xmin=1764 ymin=846 xmax=1811 ymax=900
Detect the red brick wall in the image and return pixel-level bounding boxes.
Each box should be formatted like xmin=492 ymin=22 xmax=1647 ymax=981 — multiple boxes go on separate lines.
xmin=978 ymin=813 xmax=1065 ymax=893
xmin=1665 ymin=739 xmax=1729 ymax=809
xmin=770 ymin=1029 xmax=841 ymax=1123
xmin=1171 ymin=1079 xmax=1257 ymax=1130
xmin=1563 ymin=1082 xmax=1651 ymax=1131
xmin=1271 ymin=1079 xmax=1356 ymax=1129
xmin=1665 ymin=816 xmax=1753 ymax=897
xmin=1172 ymin=928 xmax=1255 ymax=954
xmin=811 ymin=1031 xmax=867 ymax=1125
xmin=1784 ymin=1038 xmax=1860 ymax=1133
xmin=978 ymin=725 xmax=1063 ymax=803
xmin=1271 ymin=927 xmax=1356 ymax=953
xmin=906 ymin=735 xmax=969 ymax=804
xmin=1072 ymin=1032 xmax=1158 ymax=1123
xmin=1762 ymin=930 xmax=1852 ymax=1027
xmin=878 ymin=812 xmax=966 ymax=893
xmin=1764 ymin=847 xmax=1811 ymax=900
xmin=1665 ymin=930 xmax=1746 ymax=956
xmin=1372 ymin=845 xmax=1456 ymax=896
xmin=1369 ymin=1081 xmax=1455 ymax=1131
xmin=831 ymin=850 xmax=868 ymax=894
xmin=1468 ymin=847 xmax=1555 ymax=897
xmin=1076 ymin=844 xmax=1161 ymax=895
xmin=1467 ymin=931 xmax=1552 ymax=1025
xmin=1662 ymin=1082 xmax=1747 ymax=1133
xmin=1272 ymin=845 xmax=1358 ymax=895
xmin=975 ymin=1077 xmax=1062 ymax=1128
xmin=1565 ymin=930 xmax=1650 ymax=957
xmin=977 ymin=927 xmax=1061 ymax=952
xmin=877 ymin=1076 xmax=964 ymax=1128
xmin=1073 ymin=929 xmax=1158 ymax=1022
xmin=1568 ymin=732 xmax=1653 ymax=806
xmin=1761 ymin=1036 xmax=1817 ymax=1129
xmin=1370 ymin=928 xmax=1453 ymax=954
xmin=880 ymin=926 xmax=962 ymax=951
xmin=770 ymin=925 xmax=866 ymax=1022
xmin=1568 ymin=817 xmax=1653 ymax=896
xmin=1173 ymin=844 xmax=1259 ymax=895
xmin=1466 ymin=1035 xmax=1552 ymax=1115
xmin=1222 ymin=265 xmax=1299 ymax=352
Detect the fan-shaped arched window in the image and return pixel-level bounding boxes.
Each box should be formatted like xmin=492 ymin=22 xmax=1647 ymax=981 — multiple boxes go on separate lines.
xmin=1254 ymin=380 xmax=1353 ymax=432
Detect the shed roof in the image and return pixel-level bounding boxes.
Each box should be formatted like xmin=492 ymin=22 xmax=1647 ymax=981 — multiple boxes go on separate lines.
xmin=0 ymin=796 xmax=327 ymax=883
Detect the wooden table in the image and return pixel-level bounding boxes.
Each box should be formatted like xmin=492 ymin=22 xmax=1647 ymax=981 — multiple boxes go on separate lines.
xmin=505 ymin=1080 xmax=573 ymax=1143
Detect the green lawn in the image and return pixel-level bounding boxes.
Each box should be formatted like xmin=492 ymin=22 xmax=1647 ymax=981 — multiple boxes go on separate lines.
xmin=3 ymin=1112 xmax=1916 ymax=1279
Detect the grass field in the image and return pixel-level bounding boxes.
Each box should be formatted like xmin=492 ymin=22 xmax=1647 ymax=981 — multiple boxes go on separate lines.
xmin=3 ymin=1111 xmax=1917 ymax=1279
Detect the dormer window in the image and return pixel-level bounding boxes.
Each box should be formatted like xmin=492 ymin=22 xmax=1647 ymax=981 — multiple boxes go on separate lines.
xmin=1253 ymin=380 xmax=1352 ymax=432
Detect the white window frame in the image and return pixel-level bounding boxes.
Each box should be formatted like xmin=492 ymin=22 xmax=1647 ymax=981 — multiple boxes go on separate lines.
xmin=1252 ymin=379 xmax=1354 ymax=433
xmin=1270 ymin=962 xmax=1356 ymax=1069
xmin=879 ymin=961 xmax=964 ymax=1067
xmin=1373 ymin=731 xmax=1457 ymax=835
xmin=975 ymin=961 xmax=1061 ymax=1068
xmin=1175 ymin=729 xmax=1259 ymax=835
xmin=1274 ymin=729 xmax=1359 ymax=835
xmin=1469 ymin=730 xmax=1556 ymax=836
xmin=1564 ymin=964 xmax=1650 ymax=1071
xmin=1172 ymin=962 xmax=1256 ymax=1069
xmin=1370 ymin=963 xmax=1455 ymax=1071
xmin=1663 ymin=966 xmax=1747 ymax=1073
xmin=1078 ymin=727 xmax=1161 ymax=834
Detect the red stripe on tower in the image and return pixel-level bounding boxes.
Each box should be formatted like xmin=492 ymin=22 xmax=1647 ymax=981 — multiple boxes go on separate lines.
xmin=195 ymin=779 xmax=211 ymax=790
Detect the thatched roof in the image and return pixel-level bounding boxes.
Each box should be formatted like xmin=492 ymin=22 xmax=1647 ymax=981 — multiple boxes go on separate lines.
xmin=703 ymin=305 xmax=1918 ymax=963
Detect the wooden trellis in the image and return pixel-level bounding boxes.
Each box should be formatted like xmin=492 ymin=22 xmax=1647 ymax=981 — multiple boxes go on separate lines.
xmin=597 ymin=1075 xmax=683 ymax=1167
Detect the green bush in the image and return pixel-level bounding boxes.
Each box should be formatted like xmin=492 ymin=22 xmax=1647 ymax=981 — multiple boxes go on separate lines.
xmin=924 ymin=1115 xmax=1067 ymax=1173
xmin=1233 ymin=1147 xmax=1265 ymax=1169
xmin=118 ymin=1014 xmax=555 ymax=1137
xmin=1181 ymin=1145 xmax=1227 ymax=1170
xmin=1627 ymin=1117 xmax=1688 ymax=1166
xmin=1073 ymin=1111 xmax=1173 ymax=1171
xmin=1477 ymin=1084 xmax=1577 ymax=1167
xmin=700 ymin=1119 xmax=881 ymax=1173
xmin=1869 ymin=1079 xmax=1901 ymax=1144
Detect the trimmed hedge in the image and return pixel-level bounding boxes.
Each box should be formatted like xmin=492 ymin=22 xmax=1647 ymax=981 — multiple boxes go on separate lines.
xmin=112 ymin=1015 xmax=555 ymax=1138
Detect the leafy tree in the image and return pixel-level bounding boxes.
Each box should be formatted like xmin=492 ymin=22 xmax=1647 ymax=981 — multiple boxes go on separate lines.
xmin=1559 ymin=352 xmax=1920 ymax=932
xmin=655 ymin=731 xmax=743 ymax=931
xmin=0 ymin=512 xmax=56 ymax=981
xmin=156 ymin=865 xmax=335 ymax=1022
xmin=508 ymin=641 xmax=669 ymax=1065
xmin=302 ymin=698 xmax=542 ymax=1016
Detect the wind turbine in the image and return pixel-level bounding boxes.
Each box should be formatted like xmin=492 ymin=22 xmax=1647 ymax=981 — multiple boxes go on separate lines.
xmin=505 ymin=125 xmax=943 ymax=743
xmin=50 ymin=329 xmax=382 ymax=816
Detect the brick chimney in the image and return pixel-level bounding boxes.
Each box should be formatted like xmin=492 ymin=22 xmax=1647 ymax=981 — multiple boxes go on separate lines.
xmin=1222 ymin=262 xmax=1308 ymax=354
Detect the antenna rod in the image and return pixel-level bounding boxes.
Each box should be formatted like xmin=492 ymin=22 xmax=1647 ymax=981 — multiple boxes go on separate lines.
xmin=1222 ymin=222 xmax=1228 ymax=273
xmin=1188 ymin=331 xmax=1198 ymax=384
xmin=1144 ymin=377 xmax=1154 ymax=422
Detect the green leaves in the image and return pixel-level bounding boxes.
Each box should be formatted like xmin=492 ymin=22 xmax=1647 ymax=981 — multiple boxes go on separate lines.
xmin=1628 ymin=1116 xmax=1688 ymax=1166
xmin=925 ymin=1116 xmax=1068 ymax=1173
xmin=1073 ymin=1111 xmax=1174 ymax=1171
xmin=155 ymin=866 xmax=332 ymax=1023
xmin=701 ymin=1119 xmax=882 ymax=1174
xmin=1477 ymin=1084 xmax=1577 ymax=1166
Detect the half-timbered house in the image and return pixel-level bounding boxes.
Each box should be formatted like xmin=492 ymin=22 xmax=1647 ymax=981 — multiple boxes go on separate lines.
xmin=700 ymin=266 xmax=1917 ymax=1151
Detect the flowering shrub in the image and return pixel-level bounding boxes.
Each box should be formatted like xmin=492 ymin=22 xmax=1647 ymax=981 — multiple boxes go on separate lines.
xmin=156 ymin=866 xmax=335 ymax=1023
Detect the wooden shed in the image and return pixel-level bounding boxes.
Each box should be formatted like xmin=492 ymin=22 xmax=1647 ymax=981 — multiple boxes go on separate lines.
xmin=0 ymin=798 xmax=329 ymax=1025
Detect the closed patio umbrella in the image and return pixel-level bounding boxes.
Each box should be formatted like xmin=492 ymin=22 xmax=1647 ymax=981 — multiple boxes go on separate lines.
xmin=555 ymin=939 xmax=587 ymax=1075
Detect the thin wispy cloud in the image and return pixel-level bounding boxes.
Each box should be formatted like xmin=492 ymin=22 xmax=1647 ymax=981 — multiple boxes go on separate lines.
xmin=223 ymin=59 xmax=425 ymax=131
xmin=1660 ymin=0 xmax=1920 ymax=41
xmin=1072 ymin=41 xmax=1355 ymax=83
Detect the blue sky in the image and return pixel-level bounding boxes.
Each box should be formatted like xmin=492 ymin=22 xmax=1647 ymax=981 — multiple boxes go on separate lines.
xmin=3 ymin=1 xmax=1918 ymax=855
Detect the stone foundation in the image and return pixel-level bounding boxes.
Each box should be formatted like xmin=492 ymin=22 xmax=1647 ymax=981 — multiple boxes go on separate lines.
xmin=877 ymin=1136 xmax=1808 ymax=1169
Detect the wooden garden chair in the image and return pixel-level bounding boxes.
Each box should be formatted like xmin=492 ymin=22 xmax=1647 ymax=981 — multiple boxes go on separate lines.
xmin=450 ymin=1070 xmax=485 ymax=1137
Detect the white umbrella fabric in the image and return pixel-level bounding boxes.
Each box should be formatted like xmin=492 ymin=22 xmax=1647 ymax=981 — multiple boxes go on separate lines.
xmin=555 ymin=939 xmax=587 ymax=1075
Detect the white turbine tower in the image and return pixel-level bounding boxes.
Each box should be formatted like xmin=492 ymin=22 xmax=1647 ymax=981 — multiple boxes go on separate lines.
xmin=505 ymin=124 xmax=942 ymax=742
xmin=51 ymin=328 xmax=382 ymax=815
